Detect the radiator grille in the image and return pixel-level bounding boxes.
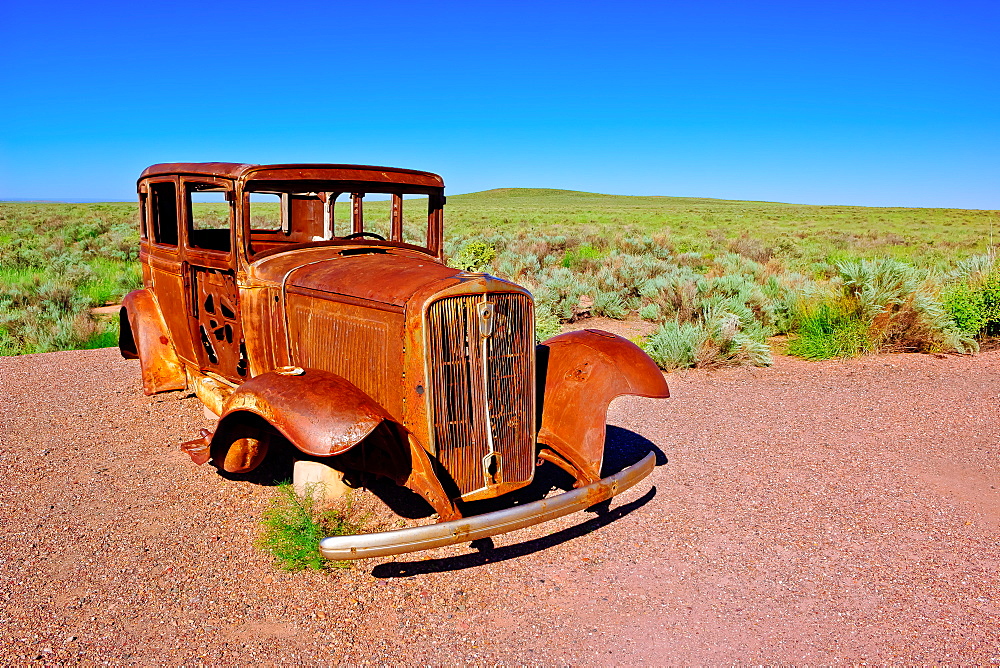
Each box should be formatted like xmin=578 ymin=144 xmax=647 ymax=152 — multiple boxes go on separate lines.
xmin=426 ymin=293 xmax=535 ymax=497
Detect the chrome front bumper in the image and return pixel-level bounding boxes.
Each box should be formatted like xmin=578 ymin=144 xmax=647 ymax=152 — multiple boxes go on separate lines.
xmin=319 ymin=451 xmax=656 ymax=560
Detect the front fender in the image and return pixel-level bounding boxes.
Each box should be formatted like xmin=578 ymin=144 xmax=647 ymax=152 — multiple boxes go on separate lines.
xmin=537 ymin=329 xmax=669 ymax=484
xmin=211 ymin=368 xmax=393 ymax=457
xmin=120 ymin=289 xmax=186 ymax=395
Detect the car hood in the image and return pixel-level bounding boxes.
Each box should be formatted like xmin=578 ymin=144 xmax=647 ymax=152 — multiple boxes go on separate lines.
xmin=249 ymin=247 xmax=459 ymax=307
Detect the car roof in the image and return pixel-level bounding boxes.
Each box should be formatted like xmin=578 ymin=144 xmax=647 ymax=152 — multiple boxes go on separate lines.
xmin=139 ymin=163 xmax=444 ymax=187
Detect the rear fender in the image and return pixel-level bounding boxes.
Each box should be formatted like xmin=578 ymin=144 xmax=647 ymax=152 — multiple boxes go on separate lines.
xmin=210 ymin=368 xmax=391 ymax=457
xmin=536 ymin=329 xmax=669 ymax=484
xmin=120 ymin=289 xmax=186 ymax=395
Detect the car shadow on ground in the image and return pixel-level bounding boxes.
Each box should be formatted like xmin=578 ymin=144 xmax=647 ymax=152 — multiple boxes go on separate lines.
xmin=368 ymin=425 xmax=665 ymax=577
xmin=365 ymin=425 xmax=666 ymax=521
xmin=369 ymin=486 xmax=657 ymax=578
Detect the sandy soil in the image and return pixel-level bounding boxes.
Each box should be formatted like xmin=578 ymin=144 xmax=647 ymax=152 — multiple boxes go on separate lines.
xmin=1 ymin=347 xmax=998 ymax=664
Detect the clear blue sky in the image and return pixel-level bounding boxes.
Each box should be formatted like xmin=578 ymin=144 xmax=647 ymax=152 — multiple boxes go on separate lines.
xmin=1 ymin=0 xmax=997 ymax=208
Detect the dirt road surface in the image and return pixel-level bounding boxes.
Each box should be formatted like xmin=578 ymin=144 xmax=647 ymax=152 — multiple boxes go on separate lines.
xmin=1 ymin=348 xmax=998 ymax=664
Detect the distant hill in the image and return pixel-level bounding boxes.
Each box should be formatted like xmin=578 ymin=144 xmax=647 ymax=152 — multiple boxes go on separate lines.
xmin=448 ymin=187 xmax=776 ymax=207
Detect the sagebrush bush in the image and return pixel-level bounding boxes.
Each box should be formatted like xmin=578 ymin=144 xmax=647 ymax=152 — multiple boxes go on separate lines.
xmin=643 ymin=320 xmax=704 ymax=369
xmin=592 ymin=290 xmax=628 ymax=319
xmin=639 ymin=303 xmax=661 ymax=321
xmin=0 ymin=278 xmax=110 ymax=355
xmin=641 ymin=305 xmax=773 ymax=370
xmin=530 ymin=266 xmax=593 ymax=321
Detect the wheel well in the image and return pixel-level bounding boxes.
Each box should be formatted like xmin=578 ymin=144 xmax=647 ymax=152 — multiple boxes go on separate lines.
xmin=210 ymin=411 xmax=297 ymax=480
xmin=118 ymin=306 xmax=138 ymax=358
xmin=211 ymin=411 xmax=283 ymax=455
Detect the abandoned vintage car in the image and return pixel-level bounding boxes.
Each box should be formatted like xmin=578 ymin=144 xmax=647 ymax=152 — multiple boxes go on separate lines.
xmin=120 ymin=162 xmax=669 ymax=559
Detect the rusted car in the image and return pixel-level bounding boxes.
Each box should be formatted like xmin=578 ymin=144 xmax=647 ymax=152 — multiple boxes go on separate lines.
xmin=120 ymin=162 xmax=669 ymax=559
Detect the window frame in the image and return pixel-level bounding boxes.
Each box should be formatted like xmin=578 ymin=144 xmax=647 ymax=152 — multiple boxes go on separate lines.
xmin=182 ymin=176 xmax=236 ymax=263
xmin=241 ymin=180 xmax=444 ymax=260
xmin=146 ymin=177 xmax=180 ymax=251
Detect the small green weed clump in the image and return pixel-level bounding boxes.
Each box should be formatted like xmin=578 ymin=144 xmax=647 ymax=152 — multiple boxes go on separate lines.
xmin=257 ymin=483 xmax=360 ymax=572
xmin=942 ymin=254 xmax=1000 ymax=337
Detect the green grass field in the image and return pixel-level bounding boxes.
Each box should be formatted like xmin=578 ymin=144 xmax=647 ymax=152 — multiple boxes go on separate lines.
xmin=442 ymin=189 xmax=996 ymax=269
xmin=1 ymin=191 xmax=997 ymax=363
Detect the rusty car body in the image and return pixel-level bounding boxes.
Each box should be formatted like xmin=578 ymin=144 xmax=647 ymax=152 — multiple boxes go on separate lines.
xmin=121 ymin=162 xmax=669 ymax=559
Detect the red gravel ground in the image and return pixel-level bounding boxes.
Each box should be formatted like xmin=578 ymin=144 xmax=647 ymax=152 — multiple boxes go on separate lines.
xmin=1 ymin=347 xmax=998 ymax=664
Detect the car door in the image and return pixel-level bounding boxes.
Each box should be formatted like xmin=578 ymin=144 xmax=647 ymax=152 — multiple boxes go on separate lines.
xmin=181 ymin=176 xmax=248 ymax=382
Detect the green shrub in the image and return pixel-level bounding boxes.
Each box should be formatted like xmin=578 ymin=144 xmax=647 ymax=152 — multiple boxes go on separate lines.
xmin=786 ymin=303 xmax=872 ymax=359
xmin=453 ymin=241 xmax=497 ymax=272
xmin=561 ymin=244 xmax=601 ymax=268
xmin=592 ymin=290 xmax=628 ymax=319
xmin=257 ymin=483 xmax=359 ymax=572
xmin=534 ymin=303 xmax=563 ymax=341
xmin=643 ymin=320 xmax=704 ymax=369
xmin=943 ymin=265 xmax=1000 ymax=337
xmin=639 ymin=303 xmax=661 ymax=321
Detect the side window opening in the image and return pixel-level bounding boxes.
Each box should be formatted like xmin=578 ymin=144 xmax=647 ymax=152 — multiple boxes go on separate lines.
xmin=150 ymin=181 xmax=178 ymax=246
xmin=187 ymin=183 xmax=232 ymax=253
xmin=249 ymin=192 xmax=282 ymax=231
xmin=248 ymin=191 xmax=326 ymax=255
xmin=138 ymin=192 xmax=148 ymax=240
xmin=401 ymin=194 xmax=433 ymax=246
xmin=351 ymin=193 xmax=393 ymax=239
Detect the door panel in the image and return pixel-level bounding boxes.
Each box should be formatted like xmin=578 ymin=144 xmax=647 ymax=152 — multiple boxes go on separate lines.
xmin=193 ymin=267 xmax=247 ymax=381
xmin=150 ymin=264 xmax=197 ymax=365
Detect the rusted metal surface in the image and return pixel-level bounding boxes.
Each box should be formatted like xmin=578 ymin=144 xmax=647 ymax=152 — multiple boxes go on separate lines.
xmin=211 ymin=368 xmax=391 ymax=457
xmin=193 ymin=268 xmax=247 ymax=379
xmin=124 ymin=162 xmax=669 ymax=559
xmin=536 ymin=329 xmax=670 ymax=485
xmin=283 ymin=253 xmax=456 ymax=307
xmin=319 ymin=451 xmax=656 ymax=560
xmin=286 ymin=295 xmax=405 ymax=415
xmin=140 ymin=163 xmax=444 ymax=188
xmin=120 ymin=289 xmax=186 ymax=394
